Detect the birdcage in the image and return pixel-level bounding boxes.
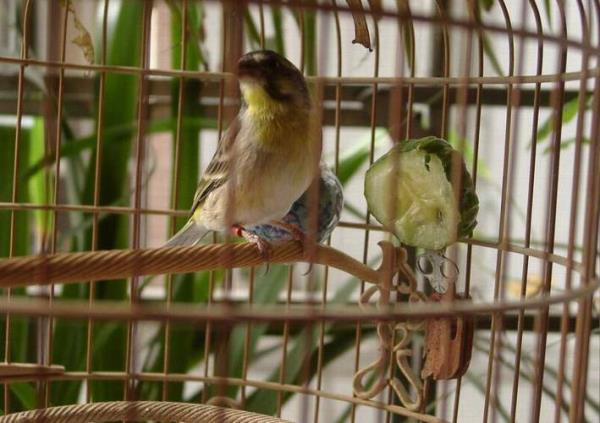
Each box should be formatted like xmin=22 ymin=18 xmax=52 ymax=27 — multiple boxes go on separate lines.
xmin=0 ymin=0 xmax=598 ymax=422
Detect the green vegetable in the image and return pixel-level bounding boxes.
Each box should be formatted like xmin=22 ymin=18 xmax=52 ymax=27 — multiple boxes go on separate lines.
xmin=364 ymin=136 xmax=479 ymax=250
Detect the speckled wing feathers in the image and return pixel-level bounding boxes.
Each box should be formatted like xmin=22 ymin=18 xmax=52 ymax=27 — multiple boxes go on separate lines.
xmin=190 ymin=116 xmax=241 ymax=214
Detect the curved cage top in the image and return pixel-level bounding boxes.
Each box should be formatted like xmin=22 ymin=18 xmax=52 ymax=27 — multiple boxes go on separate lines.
xmin=0 ymin=1 xmax=598 ymax=423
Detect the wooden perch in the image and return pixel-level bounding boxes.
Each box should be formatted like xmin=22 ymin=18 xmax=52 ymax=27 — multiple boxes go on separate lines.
xmin=0 ymin=241 xmax=407 ymax=289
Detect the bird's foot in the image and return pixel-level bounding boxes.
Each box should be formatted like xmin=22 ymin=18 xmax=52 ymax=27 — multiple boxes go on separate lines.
xmin=231 ymin=224 xmax=272 ymax=260
xmin=270 ymin=221 xmax=314 ymax=275
xmin=269 ymin=221 xmax=306 ymax=243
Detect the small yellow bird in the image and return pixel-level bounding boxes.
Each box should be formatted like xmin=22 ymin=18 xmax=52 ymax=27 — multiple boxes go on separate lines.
xmin=166 ymin=50 xmax=320 ymax=254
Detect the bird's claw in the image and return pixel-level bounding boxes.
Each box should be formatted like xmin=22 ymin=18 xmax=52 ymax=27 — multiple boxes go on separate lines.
xmin=270 ymin=221 xmax=315 ymax=275
xmin=232 ymin=224 xmax=272 ymax=261
xmin=252 ymin=236 xmax=272 ymax=260
xmin=269 ymin=221 xmax=306 ymax=244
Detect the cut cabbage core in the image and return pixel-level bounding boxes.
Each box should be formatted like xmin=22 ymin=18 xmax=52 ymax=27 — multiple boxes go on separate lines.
xmin=365 ymin=149 xmax=460 ymax=250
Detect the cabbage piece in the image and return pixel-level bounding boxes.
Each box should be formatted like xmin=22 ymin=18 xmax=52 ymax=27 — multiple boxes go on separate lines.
xmin=364 ymin=137 xmax=478 ymax=250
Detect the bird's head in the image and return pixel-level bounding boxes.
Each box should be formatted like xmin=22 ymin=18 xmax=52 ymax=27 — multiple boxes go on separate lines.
xmin=238 ymin=50 xmax=310 ymax=113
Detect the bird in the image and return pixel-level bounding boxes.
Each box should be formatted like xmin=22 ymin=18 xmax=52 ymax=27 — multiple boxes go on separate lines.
xmin=165 ymin=50 xmax=320 ymax=255
xmin=245 ymin=165 xmax=344 ymax=243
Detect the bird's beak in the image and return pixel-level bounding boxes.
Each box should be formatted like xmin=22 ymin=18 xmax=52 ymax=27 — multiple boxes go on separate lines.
xmin=238 ymin=60 xmax=262 ymax=81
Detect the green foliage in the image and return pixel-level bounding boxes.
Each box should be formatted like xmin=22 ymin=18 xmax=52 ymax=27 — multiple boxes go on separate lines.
xmin=21 ymin=118 xmax=213 ymax=182
xmin=47 ymin=0 xmax=145 ymax=405
xmin=271 ymin=7 xmax=286 ymax=55
xmin=0 ymin=121 xmax=34 ymax=412
xmin=447 ymin=129 xmax=491 ymax=180
xmin=223 ymin=265 xmax=289 ymax=399
xmin=335 ymin=127 xmax=388 ymax=186
xmin=0 ymin=125 xmax=29 ymax=259
xmin=6 ymin=384 xmax=36 ymax=412
xmin=478 ymin=0 xmax=495 ymax=11
xmin=159 ymin=0 xmax=207 ymax=401
xmin=245 ymin=274 xmax=363 ymax=414
xmin=534 ymin=95 xmax=592 ymax=148
xmin=245 ymin=5 xmax=286 ymax=55
xmin=397 ymin=1 xmax=415 ymax=72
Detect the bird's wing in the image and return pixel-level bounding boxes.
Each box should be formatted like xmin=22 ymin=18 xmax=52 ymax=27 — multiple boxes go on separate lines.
xmin=190 ymin=116 xmax=241 ymax=214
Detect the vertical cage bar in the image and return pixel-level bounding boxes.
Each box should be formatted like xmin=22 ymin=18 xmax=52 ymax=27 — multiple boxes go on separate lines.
xmin=162 ymin=0 xmax=190 ymax=401
xmin=276 ymin=267 xmax=294 ymax=417
xmin=553 ymin=2 xmax=591 ymax=421
xmin=42 ymin=0 xmax=70 ymax=407
xmin=403 ymin=3 xmax=416 ymax=140
xmin=569 ymin=2 xmax=600 ymax=420
xmin=420 ymin=0 xmax=451 ymax=413
xmin=3 ymin=0 xmax=32 ymax=414
xmin=240 ymin=267 xmax=255 ymax=406
xmin=385 ymin=4 xmax=409 ymax=421
xmin=202 ymin=0 xmax=227 ymax=401
xmin=508 ymin=1 xmax=544 ymax=421
xmin=124 ymin=0 xmax=154 ymax=401
xmin=85 ymin=0 xmax=110 ymax=403
xmin=530 ymin=2 xmax=568 ymax=420
xmin=452 ymin=1 xmax=484 ymax=423
xmin=482 ymin=1 xmax=516 ymax=421
xmin=313 ymin=3 xmax=343 ymax=422
xmin=448 ymin=0 xmax=476 ymax=419
xmin=351 ymin=5 xmax=380 ymax=423
xmin=433 ymin=0 xmax=450 ymax=139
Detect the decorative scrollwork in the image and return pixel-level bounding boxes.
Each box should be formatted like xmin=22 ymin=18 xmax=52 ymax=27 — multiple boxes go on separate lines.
xmin=353 ymin=247 xmax=429 ymax=411
xmin=352 ymin=318 xmax=426 ymax=411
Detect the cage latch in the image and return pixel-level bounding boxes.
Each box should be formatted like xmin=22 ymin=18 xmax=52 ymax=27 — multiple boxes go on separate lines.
xmin=421 ymin=292 xmax=474 ymax=380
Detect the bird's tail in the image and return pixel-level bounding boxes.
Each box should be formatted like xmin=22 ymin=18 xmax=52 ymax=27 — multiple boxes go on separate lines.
xmin=165 ymin=219 xmax=210 ymax=247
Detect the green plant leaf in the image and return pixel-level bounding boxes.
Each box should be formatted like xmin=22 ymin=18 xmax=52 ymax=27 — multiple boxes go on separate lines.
xmin=396 ymin=1 xmax=415 ymax=72
xmin=543 ymin=0 xmax=552 ymax=28
xmin=491 ymin=332 xmax=600 ymax=412
xmin=244 ymin=271 xmax=364 ymax=414
xmin=0 ymin=124 xmax=30 ymax=259
xmin=473 ymin=2 xmax=504 ymax=77
xmin=534 ymin=95 xmax=590 ymax=146
xmin=290 ymin=1 xmax=316 ymax=75
xmin=137 ymin=0 xmax=209 ymax=402
xmin=481 ymin=32 xmax=504 ymax=77
xmin=245 ymin=324 xmax=369 ymax=415
xmin=20 ymin=118 xmax=214 ymax=181
xmin=271 ymin=6 xmax=285 ymax=55
xmin=167 ymin=0 xmax=206 ymax=70
xmin=335 ymin=127 xmax=389 ymax=185
xmin=8 ymin=383 xmax=36 ymax=412
xmin=50 ymin=292 xmax=89 ymax=405
xmin=447 ymin=129 xmax=492 ymax=180
xmin=464 ymin=371 xmax=511 ymax=422
xmin=343 ymin=201 xmax=367 ymax=220
xmin=139 ymin=272 xmax=211 ymax=401
xmin=162 ymin=0 xmax=205 ymax=400
xmin=72 ymin=0 xmax=144 ymax=403
xmin=0 ymin=124 xmax=32 ymax=373
xmin=543 ymin=136 xmax=590 ymax=154
xmin=27 ymin=118 xmax=51 ymax=238
xmin=220 ymin=265 xmax=289 ymax=399
xmin=478 ymin=0 xmax=495 ymax=11
xmin=333 ymin=369 xmax=379 ymax=423
xmin=244 ymin=9 xmax=261 ymax=49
